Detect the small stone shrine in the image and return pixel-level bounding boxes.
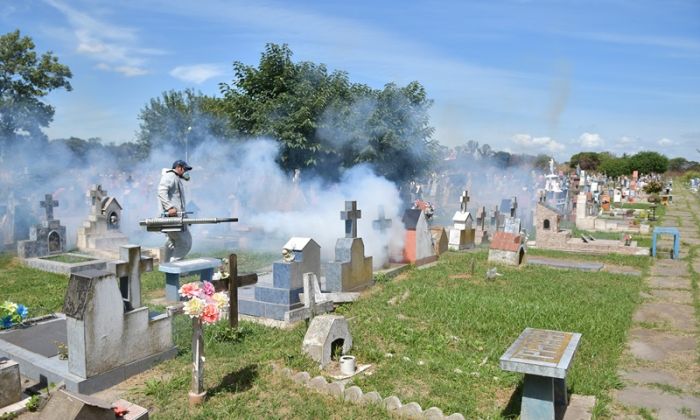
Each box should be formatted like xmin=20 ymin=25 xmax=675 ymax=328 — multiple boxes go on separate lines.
xmin=401 ymin=208 xmax=437 ymax=266
xmin=325 ymin=201 xmax=373 ymax=292
xmin=76 ymin=185 xmax=129 ymax=258
xmin=430 ymin=226 xmax=449 ymax=255
xmin=302 ymin=315 xmax=352 ymax=368
xmin=239 ymin=237 xmax=321 ymax=321
xmin=448 ymin=191 xmax=475 ymax=250
xmin=488 ymin=231 xmax=526 ymax=266
xmin=17 ymin=193 xmax=67 ymax=258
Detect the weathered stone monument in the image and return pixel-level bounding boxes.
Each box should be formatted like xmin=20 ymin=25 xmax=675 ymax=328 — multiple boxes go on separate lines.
xmin=239 ymin=237 xmax=321 ymax=321
xmin=76 ymin=185 xmax=129 ymax=258
xmin=325 ymin=201 xmax=373 ymax=292
xmin=401 ymin=208 xmax=437 ymax=266
xmin=430 ymin=226 xmax=449 ymax=255
xmin=448 ymin=191 xmax=475 ymax=250
xmin=0 ymin=358 xmax=21 ymax=408
xmin=17 ymin=193 xmax=67 ymax=258
xmin=0 ymin=245 xmax=176 ymax=393
xmin=488 ymin=231 xmax=526 ymax=266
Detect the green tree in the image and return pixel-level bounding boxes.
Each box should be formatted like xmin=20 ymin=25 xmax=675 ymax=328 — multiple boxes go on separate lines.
xmin=136 ymin=88 xmax=228 ymax=157
xmin=598 ymin=155 xmax=630 ymax=178
xmin=568 ymin=152 xmax=601 ymax=170
xmin=215 ymin=43 xmax=437 ymax=182
xmin=628 ymin=151 xmax=669 ymax=175
xmin=0 ymin=30 xmax=72 ymax=147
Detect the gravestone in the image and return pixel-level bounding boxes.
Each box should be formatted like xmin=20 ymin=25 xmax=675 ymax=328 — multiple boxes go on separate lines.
xmin=0 ymin=193 xmax=33 ymax=250
xmin=325 ymin=201 xmax=373 ymax=292
xmin=430 ymin=227 xmax=449 ymax=255
xmin=108 ymin=244 xmax=154 ymax=311
xmin=63 ymin=267 xmax=175 ymax=381
xmin=372 ymin=206 xmax=393 ymax=268
xmin=302 ymin=315 xmax=352 ymax=368
xmin=500 ymin=328 xmax=582 ymax=419
xmin=401 ymin=209 xmax=437 ymax=266
xmin=448 ymin=191 xmax=475 ymax=250
xmin=490 ymin=205 xmax=503 ymax=232
xmin=475 ymin=205 xmax=489 ymax=244
xmin=503 ymin=217 xmax=522 ymax=235
xmin=17 ymin=193 xmax=67 ymax=258
xmin=239 ymin=237 xmax=321 ymax=321
xmin=76 ymin=185 xmax=129 ymax=258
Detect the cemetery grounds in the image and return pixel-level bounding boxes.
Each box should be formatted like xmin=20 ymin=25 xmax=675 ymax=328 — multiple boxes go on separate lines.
xmin=5 ymin=204 xmax=697 ymax=418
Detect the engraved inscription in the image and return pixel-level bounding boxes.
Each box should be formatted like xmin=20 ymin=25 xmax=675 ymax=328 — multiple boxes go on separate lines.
xmin=510 ymin=329 xmax=573 ymax=364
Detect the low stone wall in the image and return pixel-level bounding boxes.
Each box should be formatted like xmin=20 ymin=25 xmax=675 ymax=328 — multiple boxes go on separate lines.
xmin=277 ymin=366 xmax=465 ymax=419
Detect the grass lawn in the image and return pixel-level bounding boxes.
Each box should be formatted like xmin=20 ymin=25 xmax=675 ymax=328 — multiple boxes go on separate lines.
xmin=0 ymin=249 xmax=645 ymax=418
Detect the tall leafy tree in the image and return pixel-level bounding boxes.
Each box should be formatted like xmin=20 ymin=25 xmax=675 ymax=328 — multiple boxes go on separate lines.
xmin=136 ymin=88 xmax=227 ymax=157
xmin=0 ymin=30 xmax=72 ymax=147
xmin=215 ymin=43 xmax=437 ymax=182
xmin=628 ymin=151 xmax=669 ymax=175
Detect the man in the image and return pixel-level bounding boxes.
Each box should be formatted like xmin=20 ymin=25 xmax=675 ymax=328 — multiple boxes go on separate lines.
xmin=158 ymin=160 xmax=192 ymax=262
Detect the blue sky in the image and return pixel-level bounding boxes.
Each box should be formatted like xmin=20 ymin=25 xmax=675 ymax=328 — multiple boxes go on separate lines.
xmin=2 ymin=0 xmax=699 ymax=161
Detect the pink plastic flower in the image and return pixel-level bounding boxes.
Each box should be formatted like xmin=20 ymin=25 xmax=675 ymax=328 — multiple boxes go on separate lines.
xmin=201 ymin=281 xmax=215 ymax=297
xmin=200 ymin=303 xmax=219 ymax=324
xmin=179 ymin=282 xmax=201 ymax=299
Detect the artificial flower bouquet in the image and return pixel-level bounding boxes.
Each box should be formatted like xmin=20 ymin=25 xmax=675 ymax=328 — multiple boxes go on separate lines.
xmin=178 ymin=281 xmax=229 ymax=324
xmin=1 ymin=301 xmax=28 ymax=329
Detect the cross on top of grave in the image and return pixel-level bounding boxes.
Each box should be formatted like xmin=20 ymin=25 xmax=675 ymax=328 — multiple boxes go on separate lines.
xmin=511 ymin=196 xmax=518 ymax=217
xmin=110 ymin=245 xmax=153 ymax=310
xmin=372 ymin=205 xmax=392 ymax=233
xmin=341 ymin=201 xmax=361 ymax=238
xmin=477 ymin=206 xmax=486 ymax=229
xmin=40 ymin=194 xmax=58 ymax=221
xmin=88 ymin=185 xmax=106 ymax=210
xmin=460 ymin=190 xmax=470 ymax=213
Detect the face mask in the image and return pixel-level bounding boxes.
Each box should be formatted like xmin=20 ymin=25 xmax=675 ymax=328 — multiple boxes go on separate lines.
xmin=182 ymin=172 xmax=191 ymax=181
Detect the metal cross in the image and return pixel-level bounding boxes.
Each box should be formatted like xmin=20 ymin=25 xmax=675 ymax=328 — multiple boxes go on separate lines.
xmin=341 ymin=200 xmax=361 ymax=238
xmin=459 ymin=190 xmax=470 ymax=213
xmin=40 ymin=194 xmax=58 ymax=221
xmin=372 ymin=205 xmax=392 ymax=233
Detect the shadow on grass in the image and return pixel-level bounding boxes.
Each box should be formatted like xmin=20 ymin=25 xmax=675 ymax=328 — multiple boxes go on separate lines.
xmin=501 ymin=379 xmax=523 ymax=418
xmin=207 ymin=364 xmax=258 ymax=397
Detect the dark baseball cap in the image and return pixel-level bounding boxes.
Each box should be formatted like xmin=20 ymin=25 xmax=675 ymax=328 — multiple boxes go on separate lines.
xmin=172 ymin=160 xmax=192 ymax=171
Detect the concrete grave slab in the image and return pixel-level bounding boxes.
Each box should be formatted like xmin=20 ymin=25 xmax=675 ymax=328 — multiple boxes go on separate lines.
xmin=650 ymin=262 xmax=689 ymax=278
xmin=527 ymin=257 xmax=603 ymax=272
xmin=0 ymin=317 xmax=66 ymax=358
xmin=621 ymin=368 xmax=690 ymax=390
xmin=628 ymin=328 xmax=696 ymax=362
xmin=633 ymin=303 xmax=695 ymax=332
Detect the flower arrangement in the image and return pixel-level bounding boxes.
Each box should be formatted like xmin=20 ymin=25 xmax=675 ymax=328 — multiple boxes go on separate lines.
xmin=178 ymin=281 xmax=229 ymax=324
xmin=1 ymin=301 xmax=29 ymax=329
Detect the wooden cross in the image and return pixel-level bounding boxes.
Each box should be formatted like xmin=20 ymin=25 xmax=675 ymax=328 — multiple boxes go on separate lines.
xmin=40 ymin=194 xmax=58 ymax=221
xmin=226 ymin=254 xmax=258 ymax=329
xmin=341 ymin=200 xmax=361 ymax=238
xmin=372 ymin=205 xmax=392 ymax=233
xmin=459 ymin=190 xmax=470 ymax=213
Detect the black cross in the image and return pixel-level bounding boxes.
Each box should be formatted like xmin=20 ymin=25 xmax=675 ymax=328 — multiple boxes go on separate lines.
xmin=40 ymin=194 xmax=58 ymax=221
xmin=226 ymin=254 xmax=258 ymax=329
xmin=459 ymin=190 xmax=470 ymax=213
xmin=477 ymin=206 xmax=486 ymax=229
xmin=511 ymin=196 xmax=518 ymax=217
xmin=341 ymin=201 xmax=361 ymax=238
xmin=372 ymin=206 xmax=392 ymax=233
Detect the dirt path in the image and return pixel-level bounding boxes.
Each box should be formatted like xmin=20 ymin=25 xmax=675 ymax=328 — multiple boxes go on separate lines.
xmin=613 ymin=188 xmax=700 ymax=419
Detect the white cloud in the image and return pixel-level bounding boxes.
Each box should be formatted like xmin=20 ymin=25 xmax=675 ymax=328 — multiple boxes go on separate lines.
xmin=619 ymin=136 xmax=635 ymax=145
xmin=658 ymin=138 xmax=674 ymax=146
xmin=45 ymin=0 xmax=164 ymax=76
xmin=579 ymin=132 xmax=604 ymax=148
xmin=170 ymin=64 xmax=225 ymax=84
xmin=512 ymin=133 xmax=565 ymax=153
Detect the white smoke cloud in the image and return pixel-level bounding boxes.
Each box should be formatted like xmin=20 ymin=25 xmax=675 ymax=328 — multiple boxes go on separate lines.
xmin=578 ymin=132 xmax=604 ymax=148
xmin=170 ymin=64 xmax=225 ymax=84
xmin=512 ymin=133 xmax=565 ymax=153
xmin=657 ymin=137 xmax=673 ymax=146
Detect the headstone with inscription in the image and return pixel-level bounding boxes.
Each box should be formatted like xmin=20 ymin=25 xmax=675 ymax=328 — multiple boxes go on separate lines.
xmin=500 ymin=328 xmax=582 ymax=420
